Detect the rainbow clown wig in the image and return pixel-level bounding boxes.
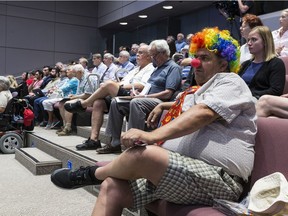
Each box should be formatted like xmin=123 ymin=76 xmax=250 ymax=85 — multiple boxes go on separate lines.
xmin=189 ymin=27 xmax=240 ymax=73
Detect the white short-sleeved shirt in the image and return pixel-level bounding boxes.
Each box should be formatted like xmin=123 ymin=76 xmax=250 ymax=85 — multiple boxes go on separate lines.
xmin=162 ymin=73 xmax=257 ymax=180
xmin=91 ymin=62 xmax=107 ymax=78
xmin=121 ymin=63 xmax=154 ymax=86
xmin=272 ymin=27 xmax=288 ymax=57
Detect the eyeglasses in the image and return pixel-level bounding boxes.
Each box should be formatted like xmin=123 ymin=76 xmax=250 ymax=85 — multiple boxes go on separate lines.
xmin=151 ymin=52 xmax=160 ymax=59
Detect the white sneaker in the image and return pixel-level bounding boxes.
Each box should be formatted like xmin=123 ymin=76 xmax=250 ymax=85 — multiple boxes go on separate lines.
xmin=45 ymin=124 xmax=52 ymax=130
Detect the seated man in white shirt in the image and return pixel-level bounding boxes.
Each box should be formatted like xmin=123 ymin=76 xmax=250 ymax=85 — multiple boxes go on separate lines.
xmin=90 ymin=53 xmax=107 ymax=78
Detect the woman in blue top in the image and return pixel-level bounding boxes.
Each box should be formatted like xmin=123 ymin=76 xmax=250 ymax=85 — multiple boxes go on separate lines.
xmin=42 ymin=65 xmax=78 ymax=129
xmin=238 ymin=26 xmax=285 ymax=99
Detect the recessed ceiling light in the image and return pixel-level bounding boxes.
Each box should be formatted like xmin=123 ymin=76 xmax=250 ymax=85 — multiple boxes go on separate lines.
xmin=163 ymin=5 xmax=173 ymax=10
xmin=119 ymin=22 xmax=128 ymax=25
xmin=138 ymin=15 xmax=148 ymax=19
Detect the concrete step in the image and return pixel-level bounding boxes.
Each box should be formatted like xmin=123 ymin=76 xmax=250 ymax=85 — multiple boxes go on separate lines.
xmin=76 ymin=115 xmax=128 ymax=143
xmin=77 ymin=126 xmax=111 ymax=144
xmin=25 ymin=127 xmax=118 ymax=194
xmin=22 ymin=127 xmax=146 ymax=216
xmin=15 ymin=147 xmax=62 ymax=175
xmin=74 ymin=111 xmax=127 ymax=145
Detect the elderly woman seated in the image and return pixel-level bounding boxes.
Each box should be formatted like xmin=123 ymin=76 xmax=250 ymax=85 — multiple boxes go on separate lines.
xmin=0 ymin=76 xmax=13 ymax=113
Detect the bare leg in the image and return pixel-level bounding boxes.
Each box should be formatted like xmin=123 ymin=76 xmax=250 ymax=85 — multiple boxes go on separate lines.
xmin=91 ymin=178 xmax=133 ymax=216
xmin=58 ymin=102 xmax=66 ymax=125
xmin=90 ymin=146 xmax=169 ymax=216
xmin=90 ymin=99 xmax=107 ymax=141
xmin=64 ymin=110 xmax=73 ymax=129
xmin=47 ymin=110 xmax=54 ymax=124
xmin=256 ymin=95 xmax=288 ymax=118
xmin=82 ymin=81 xmax=120 ymax=107
xmin=96 ymin=145 xmax=169 ymax=186
xmin=60 ymin=99 xmax=81 ymax=126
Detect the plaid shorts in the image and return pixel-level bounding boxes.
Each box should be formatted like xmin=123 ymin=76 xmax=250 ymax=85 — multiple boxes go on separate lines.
xmin=128 ymin=151 xmax=243 ymax=211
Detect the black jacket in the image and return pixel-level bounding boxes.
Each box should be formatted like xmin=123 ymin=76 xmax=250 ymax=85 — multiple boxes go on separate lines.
xmin=238 ymin=57 xmax=285 ymax=99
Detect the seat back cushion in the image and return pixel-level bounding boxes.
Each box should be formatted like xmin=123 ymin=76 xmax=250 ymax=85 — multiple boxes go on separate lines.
xmin=280 ymin=56 xmax=288 ymax=94
xmin=251 ymin=117 xmax=288 ymax=187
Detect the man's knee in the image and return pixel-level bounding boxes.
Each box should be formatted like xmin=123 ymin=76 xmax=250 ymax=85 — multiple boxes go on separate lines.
xmin=126 ymin=146 xmax=169 ymax=166
xmin=100 ymin=80 xmax=113 ymax=88
xmin=93 ymin=99 xmax=106 ymax=111
xmin=257 ymin=95 xmax=271 ymax=108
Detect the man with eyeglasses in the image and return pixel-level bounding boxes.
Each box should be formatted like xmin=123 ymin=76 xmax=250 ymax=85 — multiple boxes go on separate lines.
xmin=101 ymin=53 xmax=118 ymax=82
xmin=96 ymin=39 xmax=182 ymax=153
xmin=117 ymin=50 xmax=135 ymax=79
xmin=129 ymin=43 xmax=139 ymax=66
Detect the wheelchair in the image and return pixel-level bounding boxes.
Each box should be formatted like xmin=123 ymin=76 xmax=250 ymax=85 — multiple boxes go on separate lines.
xmin=0 ymin=97 xmax=34 ymax=154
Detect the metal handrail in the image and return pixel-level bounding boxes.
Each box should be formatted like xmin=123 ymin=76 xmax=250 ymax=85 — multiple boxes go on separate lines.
xmin=114 ymin=68 xmax=130 ymax=82
xmin=87 ymin=73 xmax=100 ymax=92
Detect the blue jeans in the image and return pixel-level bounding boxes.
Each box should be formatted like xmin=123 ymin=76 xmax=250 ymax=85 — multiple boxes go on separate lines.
xmin=33 ymin=96 xmax=48 ymax=122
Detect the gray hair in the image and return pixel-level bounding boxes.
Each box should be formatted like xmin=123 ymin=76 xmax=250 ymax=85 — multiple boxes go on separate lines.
xmin=0 ymin=76 xmax=10 ymax=90
xmin=282 ymin=8 xmax=288 ymax=16
xmin=104 ymin=53 xmax=114 ymax=61
xmin=119 ymin=50 xmax=130 ymax=58
xmin=93 ymin=53 xmax=102 ymax=59
xmin=55 ymin=62 xmax=64 ymax=69
xmin=79 ymin=57 xmax=88 ymax=65
xmin=71 ymin=64 xmax=85 ymax=73
xmin=149 ymin=39 xmax=170 ymax=57
xmin=131 ymin=43 xmax=139 ymax=49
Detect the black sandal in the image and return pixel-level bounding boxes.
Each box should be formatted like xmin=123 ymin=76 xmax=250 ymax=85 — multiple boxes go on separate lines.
xmin=64 ymin=100 xmax=87 ymax=113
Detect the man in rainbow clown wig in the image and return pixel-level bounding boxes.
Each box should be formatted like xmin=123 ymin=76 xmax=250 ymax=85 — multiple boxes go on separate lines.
xmin=51 ymin=27 xmax=257 ymax=215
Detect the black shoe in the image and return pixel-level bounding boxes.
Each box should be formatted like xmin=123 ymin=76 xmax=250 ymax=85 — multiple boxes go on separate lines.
xmin=51 ymin=166 xmax=101 ymax=189
xmin=96 ymin=144 xmax=122 ymax=154
xmin=64 ymin=100 xmax=86 ymax=113
xmin=76 ymin=138 xmax=102 ymax=150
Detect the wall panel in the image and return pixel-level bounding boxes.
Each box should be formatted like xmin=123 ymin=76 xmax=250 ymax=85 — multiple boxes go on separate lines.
xmin=7 ymin=5 xmax=55 ymax=22
xmin=5 ymin=48 xmax=54 ymax=74
xmin=55 ymin=13 xmax=97 ymax=28
xmin=54 ymin=23 xmax=99 ymax=54
xmin=55 ymin=1 xmax=98 ymax=18
xmin=54 ymin=52 xmax=85 ymax=65
xmin=0 ymin=3 xmax=7 ymax=16
xmin=1 ymin=1 xmax=103 ymax=75
xmin=0 ymin=15 xmax=6 ymax=47
xmin=6 ymin=2 xmax=55 ymax=11
xmin=0 ymin=47 xmax=5 ymax=75
xmin=6 ymin=16 xmax=55 ymax=51
xmin=260 ymin=10 xmax=282 ymax=31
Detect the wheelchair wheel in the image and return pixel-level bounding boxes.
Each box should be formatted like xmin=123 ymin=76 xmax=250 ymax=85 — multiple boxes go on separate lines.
xmin=0 ymin=132 xmax=23 ymax=154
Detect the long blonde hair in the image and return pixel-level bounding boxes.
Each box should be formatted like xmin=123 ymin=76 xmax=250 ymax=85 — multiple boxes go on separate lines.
xmin=6 ymin=75 xmax=18 ymax=88
xmin=249 ymin=26 xmax=276 ymax=61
